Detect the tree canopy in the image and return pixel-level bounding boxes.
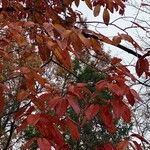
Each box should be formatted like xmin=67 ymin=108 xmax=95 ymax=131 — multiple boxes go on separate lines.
xmin=0 ymin=0 xmax=149 ymax=149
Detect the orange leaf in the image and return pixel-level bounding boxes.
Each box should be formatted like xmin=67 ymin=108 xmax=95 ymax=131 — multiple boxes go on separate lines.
xmin=103 ymin=9 xmax=110 ymax=25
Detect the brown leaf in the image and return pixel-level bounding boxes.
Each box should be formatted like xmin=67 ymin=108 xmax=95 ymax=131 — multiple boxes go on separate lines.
xmin=85 ymin=0 xmax=92 ymax=10
xmin=103 ymin=9 xmax=110 ymax=25
xmin=94 ymin=5 xmax=101 ymax=17
xmin=74 ymin=0 xmax=80 ymax=7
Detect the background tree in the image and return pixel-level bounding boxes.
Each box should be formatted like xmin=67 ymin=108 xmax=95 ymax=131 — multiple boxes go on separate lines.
xmin=0 ymin=0 xmax=149 ymax=150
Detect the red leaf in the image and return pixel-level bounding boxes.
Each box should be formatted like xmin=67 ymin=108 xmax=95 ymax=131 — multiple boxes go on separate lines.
xmin=96 ymin=80 xmax=107 ymax=91
xmin=103 ymin=143 xmax=115 ymax=150
xmin=17 ymin=90 xmax=29 ymax=101
xmin=16 ymin=119 xmax=28 ymax=133
xmin=126 ymin=90 xmax=135 ymax=106
xmin=49 ymin=96 xmax=68 ymax=117
xmin=48 ymin=96 xmax=60 ymax=108
xmin=66 ymin=118 xmax=80 ymax=140
xmin=111 ymin=99 xmax=124 ymax=119
xmin=0 ymin=96 xmax=4 ymax=113
xmin=136 ymin=58 xmax=149 ymax=77
xmin=111 ymin=99 xmax=131 ymax=123
xmin=122 ymin=104 xmax=131 ymax=123
xmin=37 ymin=138 xmax=51 ymax=150
xmin=56 ymin=98 xmax=68 ymax=117
xmin=67 ymin=95 xmax=80 ymax=114
xmin=116 ymin=139 xmax=129 ymax=150
xmin=68 ymin=83 xmax=91 ymax=100
xmin=27 ymin=114 xmax=40 ymax=125
xmin=85 ymin=104 xmax=99 ymax=120
xmin=99 ymin=105 xmax=117 ymax=133
xmin=107 ymin=83 xmax=124 ymax=96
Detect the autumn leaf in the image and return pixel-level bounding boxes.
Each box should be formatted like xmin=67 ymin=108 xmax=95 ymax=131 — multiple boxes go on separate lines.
xmin=67 ymin=95 xmax=80 ymax=114
xmin=119 ymin=34 xmax=142 ymax=51
xmin=112 ymin=36 xmax=122 ymax=45
xmin=27 ymin=114 xmax=40 ymax=125
xmin=85 ymin=104 xmax=99 ymax=120
xmin=0 ymin=96 xmax=4 ymax=113
xmin=116 ymin=139 xmax=129 ymax=150
xmin=99 ymin=105 xmax=117 ymax=133
xmin=17 ymin=90 xmax=29 ymax=101
xmin=65 ymin=118 xmax=80 ymax=140
xmin=103 ymin=9 xmax=110 ymax=25
xmin=111 ymin=57 xmax=122 ymax=65
xmin=74 ymin=0 xmax=80 ymax=7
xmin=103 ymin=143 xmax=115 ymax=150
xmin=136 ymin=58 xmax=149 ymax=77
xmin=85 ymin=0 xmax=92 ymax=10
xmin=96 ymin=80 xmax=107 ymax=91
xmin=37 ymin=138 xmax=51 ymax=150
xmin=94 ymin=5 xmax=101 ymax=17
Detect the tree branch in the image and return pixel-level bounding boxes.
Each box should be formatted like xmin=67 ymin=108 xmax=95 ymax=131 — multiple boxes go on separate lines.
xmin=82 ymin=31 xmax=142 ymax=58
